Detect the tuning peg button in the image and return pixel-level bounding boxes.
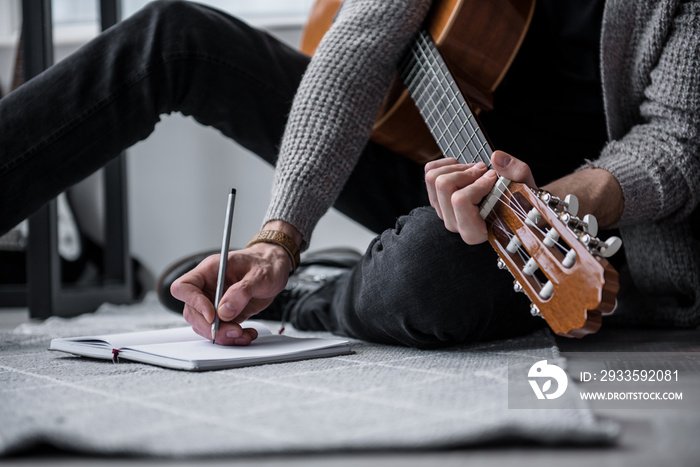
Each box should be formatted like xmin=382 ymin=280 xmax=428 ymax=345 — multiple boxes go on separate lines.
xmin=582 ymin=214 xmax=598 ymax=237
xmin=564 ymin=194 xmax=579 ymax=216
xmin=579 ymin=234 xmax=623 ymax=258
xmin=600 ymin=236 xmax=622 ymax=258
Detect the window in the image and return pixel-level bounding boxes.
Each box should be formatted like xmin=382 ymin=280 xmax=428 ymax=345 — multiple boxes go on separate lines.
xmin=1 ymin=0 xmax=314 ymax=38
xmin=54 ymin=0 xmax=314 ymax=28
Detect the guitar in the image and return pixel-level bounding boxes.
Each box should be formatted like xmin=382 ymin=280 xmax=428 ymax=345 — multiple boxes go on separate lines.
xmin=300 ymin=0 xmax=535 ymax=163
xmin=303 ymin=0 xmax=620 ymax=337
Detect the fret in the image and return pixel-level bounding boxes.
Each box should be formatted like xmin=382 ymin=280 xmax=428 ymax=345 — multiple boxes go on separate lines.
xmin=418 ymin=43 xmax=475 ymax=161
xmin=408 ymin=43 xmax=467 ymax=158
xmin=425 ymin=33 xmax=490 ymax=164
xmin=400 ymin=29 xmax=492 ymax=166
xmin=406 ymin=46 xmax=470 ymax=162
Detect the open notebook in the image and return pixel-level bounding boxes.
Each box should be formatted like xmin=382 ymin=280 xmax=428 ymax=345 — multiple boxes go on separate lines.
xmin=49 ymin=321 xmax=352 ymax=371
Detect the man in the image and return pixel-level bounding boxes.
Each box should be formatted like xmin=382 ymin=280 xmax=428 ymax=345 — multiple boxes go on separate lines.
xmin=171 ymin=0 xmax=700 ymax=346
xmin=2 ymin=1 xmax=698 ymax=346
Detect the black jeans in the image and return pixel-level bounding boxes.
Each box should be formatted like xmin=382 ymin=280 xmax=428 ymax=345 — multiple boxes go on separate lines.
xmin=0 ymin=1 xmax=542 ymax=346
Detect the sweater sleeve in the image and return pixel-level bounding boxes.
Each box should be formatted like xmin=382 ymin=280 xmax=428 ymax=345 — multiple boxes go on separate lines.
xmin=263 ymin=0 xmax=432 ymax=250
xmin=590 ymin=0 xmax=700 ymax=226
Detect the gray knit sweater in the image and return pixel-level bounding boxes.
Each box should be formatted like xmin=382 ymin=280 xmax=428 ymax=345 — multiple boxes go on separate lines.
xmin=264 ymin=0 xmax=432 ymax=249
xmin=264 ymin=0 xmax=700 ymax=327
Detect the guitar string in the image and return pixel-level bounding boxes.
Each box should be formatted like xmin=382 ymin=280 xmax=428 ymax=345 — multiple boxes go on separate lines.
xmin=402 ymin=44 xmax=560 ymax=254
xmin=399 ymin=48 xmax=454 ymax=159
xmin=489 ymin=216 xmax=547 ymax=290
xmin=420 ymin=32 xmax=492 ymax=166
xmin=416 ymin=33 xmax=489 ymax=165
xmin=486 ymin=182 xmax=572 ymax=257
xmin=401 ymin=32 xmax=487 ymax=165
xmin=402 ymin=51 xmax=473 ymax=164
xmin=416 ymin=32 xmax=576 ymax=258
xmin=410 ymin=31 xmax=483 ymax=164
xmin=403 ymin=31 xmax=572 ymax=262
xmin=400 ymin=29 xmax=574 ymax=274
xmin=417 ymin=30 xmax=491 ymax=165
xmin=489 ymin=217 xmax=539 ymax=277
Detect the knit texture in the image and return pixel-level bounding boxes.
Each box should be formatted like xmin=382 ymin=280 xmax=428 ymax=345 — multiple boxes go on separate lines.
xmin=592 ymin=0 xmax=700 ymax=327
xmin=263 ymin=0 xmax=432 ymax=250
xmin=264 ymin=0 xmax=700 ymax=326
xmin=594 ymin=0 xmax=700 ymax=226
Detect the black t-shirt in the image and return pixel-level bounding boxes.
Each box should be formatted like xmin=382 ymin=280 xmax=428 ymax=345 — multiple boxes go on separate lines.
xmin=478 ymin=0 xmax=608 ymax=186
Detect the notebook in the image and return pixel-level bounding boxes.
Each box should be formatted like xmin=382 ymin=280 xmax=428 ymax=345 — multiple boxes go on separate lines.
xmin=49 ymin=321 xmax=353 ymax=371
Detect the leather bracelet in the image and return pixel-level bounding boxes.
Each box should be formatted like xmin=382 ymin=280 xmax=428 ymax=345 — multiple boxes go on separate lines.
xmin=247 ymin=230 xmax=301 ymax=273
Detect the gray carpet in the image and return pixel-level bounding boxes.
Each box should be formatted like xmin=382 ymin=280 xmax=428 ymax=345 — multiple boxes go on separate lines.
xmin=0 ymin=294 xmax=617 ymax=457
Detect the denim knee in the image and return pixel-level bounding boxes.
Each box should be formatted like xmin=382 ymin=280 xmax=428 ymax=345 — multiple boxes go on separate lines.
xmin=347 ymin=206 xmax=538 ymax=347
xmin=350 ymin=207 xmax=485 ymax=346
xmin=133 ymin=0 xmax=231 ymax=49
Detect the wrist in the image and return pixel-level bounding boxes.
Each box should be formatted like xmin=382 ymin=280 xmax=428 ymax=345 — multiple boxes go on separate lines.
xmin=262 ymin=220 xmax=303 ymax=247
xmin=543 ymin=169 xmax=624 ymax=228
xmin=248 ymin=222 xmax=302 ymax=272
xmin=247 ymin=241 xmax=295 ymax=273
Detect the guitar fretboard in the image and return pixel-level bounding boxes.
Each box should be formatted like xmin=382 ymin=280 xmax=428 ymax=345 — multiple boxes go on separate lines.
xmin=399 ymin=29 xmax=492 ymax=166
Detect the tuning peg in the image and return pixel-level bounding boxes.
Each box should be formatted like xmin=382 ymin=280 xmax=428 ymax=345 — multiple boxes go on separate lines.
xmin=530 ymin=303 xmax=543 ymax=318
xmin=506 ymin=235 xmax=522 ymax=254
xmin=543 ymin=228 xmax=560 ymax=247
xmin=562 ymin=249 xmax=577 ymax=268
xmin=496 ymin=258 xmax=507 ymax=270
xmin=523 ymin=257 xmax=539 ymax=276
xmin=538 ymin=191 xmax=579 ymax=216
xmin=539 ymin=281 xmax=554 ymax=300
xmin=599 ymin=236 xmax=622 ymax=258
xmin=578 ymin=234 xmax=622 ymax=258
xmin=513 ymin=281 xmax=524 ymax=293
xmin=564 ymin=194 xmax=579 ymax=216
xmin=525 ymin=208 xmax=541 ymax=227
xmin=559 ymin=212 xmax=598 ymax=236
xmin=582 ymin=214 xmax=598 ymax=237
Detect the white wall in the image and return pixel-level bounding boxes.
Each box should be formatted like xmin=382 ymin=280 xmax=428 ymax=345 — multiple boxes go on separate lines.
xmin=0 ymin=8 xmax=375 ymax=280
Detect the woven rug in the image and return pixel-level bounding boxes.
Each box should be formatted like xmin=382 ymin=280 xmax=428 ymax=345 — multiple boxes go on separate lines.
xmin=0 ymin=294 xmax=617 ymax=457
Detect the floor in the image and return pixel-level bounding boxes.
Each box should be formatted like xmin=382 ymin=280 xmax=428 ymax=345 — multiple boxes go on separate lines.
xmin=1 ymin=307 xmax=699 ymax=467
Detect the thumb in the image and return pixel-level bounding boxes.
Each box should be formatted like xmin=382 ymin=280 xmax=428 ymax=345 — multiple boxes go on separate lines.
xmin=217 ymin=280 xmax=253 ymax=322
xmin=491 ymin=151 xmax=537 ymax=188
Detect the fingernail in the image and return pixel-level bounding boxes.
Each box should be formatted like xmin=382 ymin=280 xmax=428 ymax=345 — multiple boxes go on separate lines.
xmin=494 ymin=152 xmax=511 ymax=167
xmin=226 ymin=329 xmax=241 ymax=338
xmin=474 ymin=161 xmax=487 ymax=170
xmin=218 ymin=302 xmax=235 ymax=317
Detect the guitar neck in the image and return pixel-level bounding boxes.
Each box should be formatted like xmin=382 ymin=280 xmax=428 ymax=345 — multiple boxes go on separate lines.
xmin=400 ymin=29 xmax=492 ymax=166
xmin=397 ymin=28 xmax=619 ymax=339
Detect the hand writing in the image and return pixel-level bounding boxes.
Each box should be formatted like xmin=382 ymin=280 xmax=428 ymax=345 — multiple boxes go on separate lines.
xmin=170 ymin=243 xmax=291 ymax=345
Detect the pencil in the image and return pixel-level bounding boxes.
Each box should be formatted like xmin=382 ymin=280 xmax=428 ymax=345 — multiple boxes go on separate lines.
xmin=211 ymin=188 xmax=236 ymax=343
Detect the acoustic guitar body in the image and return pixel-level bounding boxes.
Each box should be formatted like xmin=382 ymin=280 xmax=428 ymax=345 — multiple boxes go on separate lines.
xmin=299 ymin=0 xmax=535 ymax=163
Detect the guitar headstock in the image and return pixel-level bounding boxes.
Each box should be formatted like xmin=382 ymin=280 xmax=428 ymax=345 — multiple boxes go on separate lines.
xmin=483 ymin=179 xmax=620 ymax=338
